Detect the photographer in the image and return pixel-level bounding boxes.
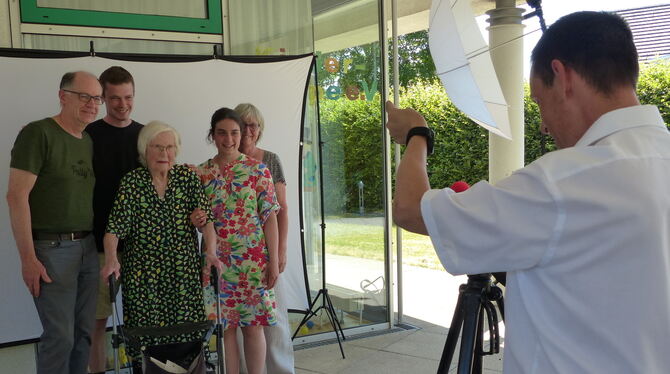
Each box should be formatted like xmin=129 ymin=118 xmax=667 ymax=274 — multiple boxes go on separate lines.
xmin=387 ymin=11 xmax=670 ymax=373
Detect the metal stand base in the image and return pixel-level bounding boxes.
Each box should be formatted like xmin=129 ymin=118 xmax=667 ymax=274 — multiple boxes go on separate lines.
xmin=292 ymin=288 xmax=346 ymax=358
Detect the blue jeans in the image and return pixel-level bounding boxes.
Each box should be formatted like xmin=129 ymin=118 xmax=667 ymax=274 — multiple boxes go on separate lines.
xmin=33 ymin=234 xmax=99 ymax=374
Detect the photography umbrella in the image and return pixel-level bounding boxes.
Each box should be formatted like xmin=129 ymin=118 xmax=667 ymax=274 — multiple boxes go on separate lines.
xmin=429 ymin=0 xmax=512 ymax=139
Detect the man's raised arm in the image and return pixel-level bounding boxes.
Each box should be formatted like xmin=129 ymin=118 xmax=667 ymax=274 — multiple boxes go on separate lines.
xmin=385 ymin=101 xmax=431 ymax=235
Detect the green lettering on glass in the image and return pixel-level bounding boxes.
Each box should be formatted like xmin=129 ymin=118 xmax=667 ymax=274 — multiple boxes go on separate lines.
xmin=360 ymin=79 xmax=377 ymax=102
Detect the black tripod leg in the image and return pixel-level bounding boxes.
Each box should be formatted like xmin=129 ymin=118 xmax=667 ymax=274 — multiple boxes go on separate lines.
xmin=497 ymin=297 xmax=505 ymax=323
xmin=292 ymin=290 xmax=323 ymax=339
xmin=437 ymin=290 xmax=465 ymax=373
xmin=322 ymin=291 xmax=346 ymax=358
xmin=472 ymin=306 xmax=485 ymax=374
xmin=324 ymin=290 xmax=346 ymax=340
xmin=292 ymin=309 xmax=315 ymax=339
xmin=456 ymin=292 xmax=482 ymax=374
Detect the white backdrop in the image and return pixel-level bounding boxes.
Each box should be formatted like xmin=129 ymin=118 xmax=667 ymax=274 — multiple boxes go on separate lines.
xmin=0 ymin=54 xmax=313 ymax=344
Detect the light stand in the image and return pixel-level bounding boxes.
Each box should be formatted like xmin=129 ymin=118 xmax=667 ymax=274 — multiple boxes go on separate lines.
xmin=437 ymin=274 xmax=504 ymax=374
xmin=291 ymin=58 xmax=346 ymax=358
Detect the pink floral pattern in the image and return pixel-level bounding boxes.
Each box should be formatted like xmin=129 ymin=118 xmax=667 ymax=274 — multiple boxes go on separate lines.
xmin=193 ymin=155 xmax=279 ymax=328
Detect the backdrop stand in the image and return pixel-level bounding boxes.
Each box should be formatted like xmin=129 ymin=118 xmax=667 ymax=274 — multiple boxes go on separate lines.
xmin=291 ymin=58 xmax=346 ymax=358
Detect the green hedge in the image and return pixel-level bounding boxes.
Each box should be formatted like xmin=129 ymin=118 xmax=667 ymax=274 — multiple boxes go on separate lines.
xmin=638 ymin=59 xmax=670 ymax=125
xmin=320 ymin=98 xmax=384 ymax=214
xmin=320 ymin=60 xmax=670 ymax=214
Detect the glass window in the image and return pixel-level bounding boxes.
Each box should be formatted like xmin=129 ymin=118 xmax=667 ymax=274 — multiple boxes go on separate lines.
xmin=310 ymin=0 xmax=389 ymax=333
xmin=227 ymin=0 xmax=313 ymax=55
xmin=290 ymin=0 xmax=390 ymax=338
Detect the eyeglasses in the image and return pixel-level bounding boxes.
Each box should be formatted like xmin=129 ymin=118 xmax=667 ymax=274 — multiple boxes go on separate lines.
xmin=62 ymin=89 xmax=104 ymax=105
xmin=150 ymin=144 xmax=177 ymax=153
xmin=244 ymin=122 xmax=260 ymax=131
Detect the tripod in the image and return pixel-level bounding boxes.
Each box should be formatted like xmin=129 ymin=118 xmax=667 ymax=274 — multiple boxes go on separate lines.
xmin=290 ymin=60 xmax=345 ymax=360
xmin=292 ymin=286 xmax=346 ymax=358
xmin=437 ymin=274 xmax=504 ymax=374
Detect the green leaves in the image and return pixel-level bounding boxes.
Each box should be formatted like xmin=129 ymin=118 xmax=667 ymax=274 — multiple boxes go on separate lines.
xmin=318 ymin=60 xmax=669 ymax=215
xmin=638 ymin=59 xmax=670 ymax=127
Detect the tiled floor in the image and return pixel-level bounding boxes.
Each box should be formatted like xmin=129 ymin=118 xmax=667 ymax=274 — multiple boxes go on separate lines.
xmin=294 ymin=315 xmax=504 ymax=374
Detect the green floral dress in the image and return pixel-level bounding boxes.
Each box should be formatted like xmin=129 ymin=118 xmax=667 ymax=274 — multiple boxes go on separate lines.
xmin=193 ymin=155 xmax=279 ymax=328
xmin=106 ymin=164 xmax=214 ymax=355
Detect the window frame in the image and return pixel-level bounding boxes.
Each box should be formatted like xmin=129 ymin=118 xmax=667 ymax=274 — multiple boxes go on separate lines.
xmin=20 ymin=0 xmax=222 ymax=34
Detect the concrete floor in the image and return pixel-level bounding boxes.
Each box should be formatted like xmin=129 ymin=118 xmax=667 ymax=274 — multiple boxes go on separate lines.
xmin=293 ymin=254 xmax=505 ymax=374
xmin=294 ymin=315 xmax=504 ymax=374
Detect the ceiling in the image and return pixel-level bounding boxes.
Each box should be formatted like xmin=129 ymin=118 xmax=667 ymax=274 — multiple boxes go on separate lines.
xmin=312 ymin=0 xmax=528 ymax=53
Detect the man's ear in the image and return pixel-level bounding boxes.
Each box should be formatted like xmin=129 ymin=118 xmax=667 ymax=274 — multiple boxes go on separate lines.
xmin=57 ymin=89 xmax=66 ymax=106
xmin=550 ymin=59 xmax=573 ymax=98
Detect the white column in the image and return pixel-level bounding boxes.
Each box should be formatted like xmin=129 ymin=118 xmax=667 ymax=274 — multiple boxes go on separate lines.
xmin=486 ymin=0 xmax=525 ymax=184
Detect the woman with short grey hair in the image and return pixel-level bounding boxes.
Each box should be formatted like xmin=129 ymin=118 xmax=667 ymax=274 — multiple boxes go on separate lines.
xmin=101 ymin=121 xmax=221 ymax=370
xmin=235 ymin=103 xmax=293 ymax=374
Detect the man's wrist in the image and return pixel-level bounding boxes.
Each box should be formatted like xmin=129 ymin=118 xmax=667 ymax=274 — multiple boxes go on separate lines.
xmin=405 ymin=127 xmax=434 ymax=155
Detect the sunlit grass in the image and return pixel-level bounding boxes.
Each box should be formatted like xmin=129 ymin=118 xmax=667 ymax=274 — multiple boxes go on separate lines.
xmin=324 ymin=218 xmax=443 ymax=270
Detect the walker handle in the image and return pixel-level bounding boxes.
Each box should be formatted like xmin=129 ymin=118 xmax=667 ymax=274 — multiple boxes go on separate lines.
xmin=210 ymin=265 xmax=220 ymax=294
xmin=108 ymin=274 xmax=120 ymax=303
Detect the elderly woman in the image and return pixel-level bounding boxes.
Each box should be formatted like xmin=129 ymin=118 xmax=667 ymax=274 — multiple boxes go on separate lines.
xmin=192 ymin=108 xmax=279 ymax=374
xmin=100 ymin=121 xmax=220 ymax=369
xmin=234 ymin=102 xmax=293 ymax=373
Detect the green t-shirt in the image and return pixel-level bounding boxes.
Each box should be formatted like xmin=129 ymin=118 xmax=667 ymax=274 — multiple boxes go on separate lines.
xmin=10 ymin=117 xmax=95 ymax=232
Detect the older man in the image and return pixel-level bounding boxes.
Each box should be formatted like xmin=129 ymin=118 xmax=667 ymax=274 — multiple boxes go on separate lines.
xmin=7 ymin=71 xmax=101 ymax=374
xmin=387 ymin=11 xmax=670 ymax=373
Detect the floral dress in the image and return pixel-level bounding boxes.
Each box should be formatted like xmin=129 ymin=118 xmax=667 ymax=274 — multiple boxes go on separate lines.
xmin=106 ymin=164 xmax=214 ymax=356
xmin=193 ymin=154 xmax=279 ymax=328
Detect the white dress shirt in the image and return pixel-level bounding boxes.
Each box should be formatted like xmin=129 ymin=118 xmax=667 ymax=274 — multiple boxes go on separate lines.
xmin=421 ymin=105 xmax=670 ymax=373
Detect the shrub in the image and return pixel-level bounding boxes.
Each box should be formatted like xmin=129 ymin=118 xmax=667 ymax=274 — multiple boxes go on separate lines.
xmin=318 ymin=60 xmax=669 ymax=214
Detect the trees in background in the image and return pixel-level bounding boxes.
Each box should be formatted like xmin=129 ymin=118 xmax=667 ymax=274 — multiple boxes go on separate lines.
xmin=317 ymin=31 xmax=670 ymax=215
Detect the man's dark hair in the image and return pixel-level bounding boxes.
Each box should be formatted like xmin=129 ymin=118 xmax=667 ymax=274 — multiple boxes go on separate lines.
xmin=208 ymin=107 xmax=246 ymax=141
xmin=59 ymin=72 xmax=77 ymax=89
xmin=99 ymin=66 xmax=135 ymax=96
xmin=531 ymin=11 xmax=639 ymax=95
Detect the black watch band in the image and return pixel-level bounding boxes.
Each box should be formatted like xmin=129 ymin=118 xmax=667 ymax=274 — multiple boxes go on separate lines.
xmin=405 ymin=127 xmax=434 ymax=155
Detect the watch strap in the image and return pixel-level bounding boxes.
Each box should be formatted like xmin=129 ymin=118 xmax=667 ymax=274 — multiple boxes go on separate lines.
xmin=405 ymin=126 xmax=434 ymax=155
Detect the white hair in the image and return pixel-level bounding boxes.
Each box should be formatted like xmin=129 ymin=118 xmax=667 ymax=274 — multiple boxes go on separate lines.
xmin=137 ymin=120 xmax=181 ymax=166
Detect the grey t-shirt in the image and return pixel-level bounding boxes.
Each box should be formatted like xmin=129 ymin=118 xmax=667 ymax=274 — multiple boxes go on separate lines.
xmin=262 ymin=150 xmax=286 ymax=184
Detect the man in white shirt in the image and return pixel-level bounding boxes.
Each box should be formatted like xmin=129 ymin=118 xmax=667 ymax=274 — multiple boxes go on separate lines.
xmin=387 ymin=11 xmax=670 ymax=373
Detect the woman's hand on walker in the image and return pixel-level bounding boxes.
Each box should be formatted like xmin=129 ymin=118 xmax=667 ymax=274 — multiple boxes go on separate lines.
xmin=203 ymin=252 xmax=223 ymax=286
xmin=101 ymin=260 xmax=120 ymax=284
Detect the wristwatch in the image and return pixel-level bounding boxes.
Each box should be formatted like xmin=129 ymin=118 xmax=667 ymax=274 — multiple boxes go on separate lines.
xmin=405 ymin=126 xmax=434 ymax=155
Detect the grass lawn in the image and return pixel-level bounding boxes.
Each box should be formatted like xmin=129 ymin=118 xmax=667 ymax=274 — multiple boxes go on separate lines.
xmin=325 ymin=217 xmax=443 ymax=270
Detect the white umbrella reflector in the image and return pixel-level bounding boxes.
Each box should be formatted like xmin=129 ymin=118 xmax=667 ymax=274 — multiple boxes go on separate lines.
xmin=429 ymin=0 xmax=512 ymax=139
